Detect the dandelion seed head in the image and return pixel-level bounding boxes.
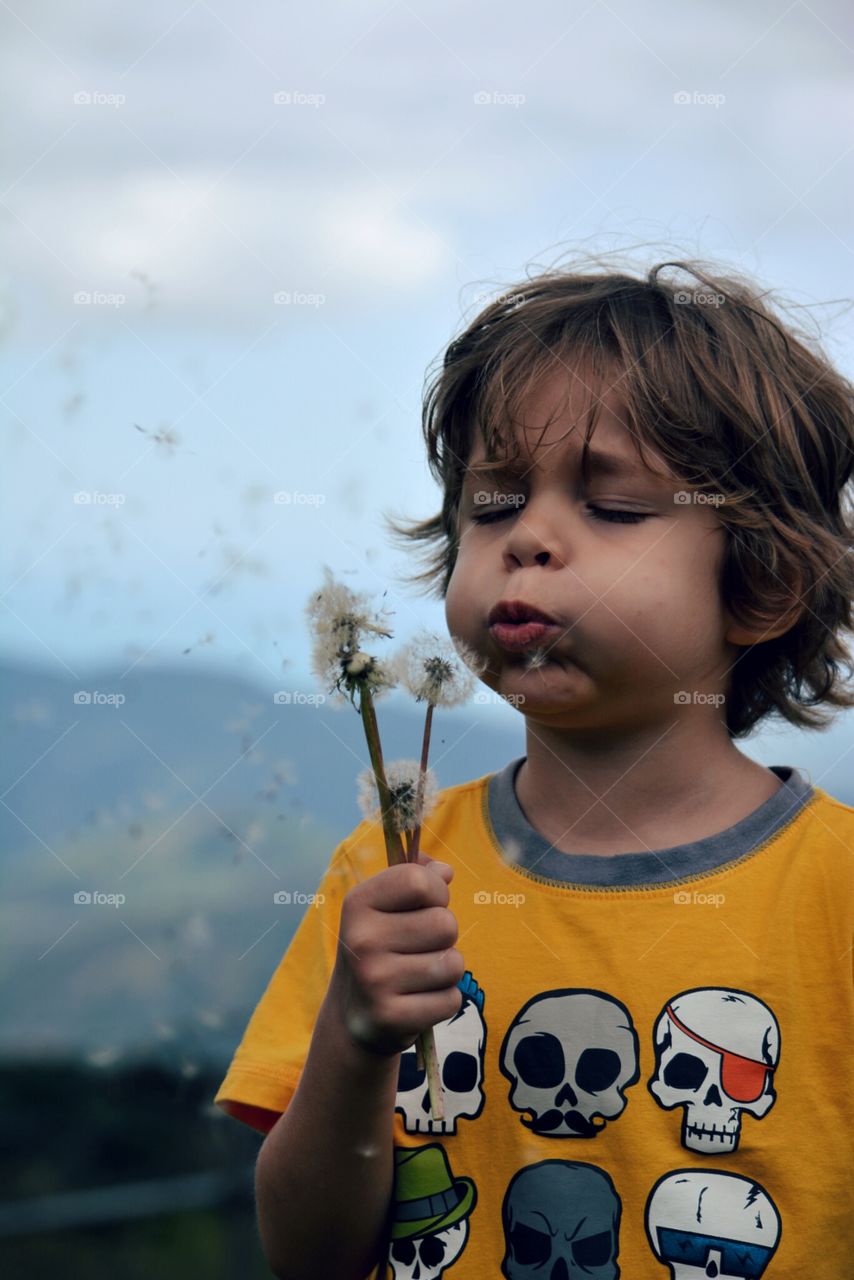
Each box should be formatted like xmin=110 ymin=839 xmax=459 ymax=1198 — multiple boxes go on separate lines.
xmin=305 ymin=567 xmax=396 ymax=702
xmin=357 ymin=759 xmax=439 ymax=832
xmin=390 ymin=631 xmax=483 ymax=709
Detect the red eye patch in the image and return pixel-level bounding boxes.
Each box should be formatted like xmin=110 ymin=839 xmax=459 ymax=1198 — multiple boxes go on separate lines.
xmin=666 ymin=1003 xmax=774 ymax=1103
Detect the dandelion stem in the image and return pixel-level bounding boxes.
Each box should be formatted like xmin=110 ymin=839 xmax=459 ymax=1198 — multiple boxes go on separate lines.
xmin=359 ymin=685 xmax=406 ymax=866
xmin=406 ymin=701 xmax=434 ymax=863
xmin=359 ymin=684 xmax=443 ymax=1119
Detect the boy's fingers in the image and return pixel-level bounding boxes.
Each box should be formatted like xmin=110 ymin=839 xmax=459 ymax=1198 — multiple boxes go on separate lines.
xmin=413 ymin=850 xmax=454 ymax=881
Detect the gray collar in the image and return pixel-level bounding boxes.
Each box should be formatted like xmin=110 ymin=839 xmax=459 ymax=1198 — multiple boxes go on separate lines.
xmin=487 ymin=758 xmax=815 ymax=887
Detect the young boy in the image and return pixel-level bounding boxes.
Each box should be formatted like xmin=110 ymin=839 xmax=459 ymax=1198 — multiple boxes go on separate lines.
xmin=214 ymin=260 xmax=854 ymax=1279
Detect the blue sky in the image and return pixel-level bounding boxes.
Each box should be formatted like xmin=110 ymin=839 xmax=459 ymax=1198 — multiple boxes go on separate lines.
xmin=2 ymin=0 xmax=854 ymax=776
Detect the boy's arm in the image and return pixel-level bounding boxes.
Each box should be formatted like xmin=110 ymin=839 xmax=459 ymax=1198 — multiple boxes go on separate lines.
xmin=254 ymin=849 xmax=461 ymax=1280
xmin=254 ymin=979 xmax=400 ymax=1280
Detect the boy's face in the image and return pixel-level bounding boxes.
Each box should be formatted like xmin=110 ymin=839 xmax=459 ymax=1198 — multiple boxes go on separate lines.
xmin=445 ymin=368 xmax=740 ymax=730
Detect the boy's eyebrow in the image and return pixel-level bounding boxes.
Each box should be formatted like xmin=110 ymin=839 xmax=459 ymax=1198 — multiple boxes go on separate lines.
xmin=462 ymin=447 xmax=666 ymax=487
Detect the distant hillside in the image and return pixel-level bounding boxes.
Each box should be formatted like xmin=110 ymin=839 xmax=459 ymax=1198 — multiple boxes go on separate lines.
xmin=1 ymin=658 xmax=522 ymax=1060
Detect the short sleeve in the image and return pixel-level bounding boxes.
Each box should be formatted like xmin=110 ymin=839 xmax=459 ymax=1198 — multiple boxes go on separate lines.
xmin=213 ymin=837 xmax=358 ymax=1134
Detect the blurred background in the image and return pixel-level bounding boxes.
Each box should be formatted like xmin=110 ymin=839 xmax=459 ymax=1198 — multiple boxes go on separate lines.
xmin=2 ymin=1 xmax=853 ymax=1275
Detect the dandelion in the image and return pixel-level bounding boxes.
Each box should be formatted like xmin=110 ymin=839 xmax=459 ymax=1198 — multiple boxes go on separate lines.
xmin=306 ymin=569 xmax=444 ymax=1118
xmin=306 ymin=566 xmax=396 ymax=710
xmin=357 ymin=759 xmax=439 ymax=852
xmin=388 ymin=631 xmax=484 ymax=861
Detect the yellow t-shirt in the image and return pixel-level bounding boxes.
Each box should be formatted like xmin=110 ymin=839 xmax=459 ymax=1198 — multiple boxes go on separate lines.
xmin=214 ymin=762 xmax=854 ymax=1278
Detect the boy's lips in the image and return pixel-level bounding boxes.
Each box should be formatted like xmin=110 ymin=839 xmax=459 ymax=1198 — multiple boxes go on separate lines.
xmin=487 ymin=601 xmax=563 ymax=653
xmin=487 ymin=599 xmax=559 ymax=626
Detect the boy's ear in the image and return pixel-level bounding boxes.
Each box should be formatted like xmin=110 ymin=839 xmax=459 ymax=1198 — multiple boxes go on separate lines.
xmin=724 ymin=572 xmax=805 ymax=647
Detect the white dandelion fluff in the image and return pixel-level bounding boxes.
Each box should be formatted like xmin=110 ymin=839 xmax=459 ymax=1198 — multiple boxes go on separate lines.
xmin=357 ymin=759 xmax=439 ymax=833
xmin=390 ymin=631 xmax=484 ymax=709
xmin=305 ymin=566 xmax=397 ymax=706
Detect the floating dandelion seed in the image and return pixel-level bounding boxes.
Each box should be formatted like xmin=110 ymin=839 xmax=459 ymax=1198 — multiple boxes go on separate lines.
xmin=521 ymin=647 xmax=550 ymax=672
xmin=357 ymin=759 xmax=439 ymax=836
xmin=132 ymin=422 xmax=195 ymax=456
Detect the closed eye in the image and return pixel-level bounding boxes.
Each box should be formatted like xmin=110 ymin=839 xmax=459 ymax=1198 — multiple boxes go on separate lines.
xmin=470 ymin=505 xmax=652 ymax=525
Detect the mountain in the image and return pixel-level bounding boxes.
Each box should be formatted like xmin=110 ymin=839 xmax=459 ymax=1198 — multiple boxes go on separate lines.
xmin=1 ymin=658 xmax=522 ymax=1061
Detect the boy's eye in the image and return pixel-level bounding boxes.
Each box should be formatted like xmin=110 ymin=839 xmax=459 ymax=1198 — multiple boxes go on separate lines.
xmin=470 ymin=504 xmax=651 ymax=525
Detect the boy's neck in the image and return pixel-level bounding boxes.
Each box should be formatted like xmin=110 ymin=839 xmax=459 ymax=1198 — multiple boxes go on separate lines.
xmin=514 ymin=721 xmax=783 ymax=857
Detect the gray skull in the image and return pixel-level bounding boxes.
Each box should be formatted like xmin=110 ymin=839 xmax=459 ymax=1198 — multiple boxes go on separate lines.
xmin=502 ymin=1159 xmax=622 ymax=1279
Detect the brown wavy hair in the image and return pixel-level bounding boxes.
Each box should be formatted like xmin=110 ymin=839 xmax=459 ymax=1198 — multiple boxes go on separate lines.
xmin=383 ymin=256 xmax=854 ymax=739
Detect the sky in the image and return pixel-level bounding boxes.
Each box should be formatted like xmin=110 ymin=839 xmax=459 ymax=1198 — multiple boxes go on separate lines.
xmin=2 ymin=0 xmax=854 ymax=775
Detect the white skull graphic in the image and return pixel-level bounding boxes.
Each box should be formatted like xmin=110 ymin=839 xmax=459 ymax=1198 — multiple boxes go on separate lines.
xmin=649 ymin=988 xmax=779 ymax=1154
xmin=389 ymin=1220 xmax=468 ymax=1279
xmin=646 ymin=1169 xmax=781 ymax=1278
xmin=500 ymin=989 xmax=639 ymax=1138
xmin=502 ymin=1159 xmax=622 ymax=1278
xmin=396 ymin=994 xmax=485 ymax=1135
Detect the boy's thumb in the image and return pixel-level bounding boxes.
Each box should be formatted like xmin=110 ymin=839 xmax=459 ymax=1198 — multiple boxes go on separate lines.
xmin=414 ymin=851 xmax=454 ymax=881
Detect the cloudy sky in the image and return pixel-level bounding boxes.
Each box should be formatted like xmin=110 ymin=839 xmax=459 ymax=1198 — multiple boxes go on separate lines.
xmin=2 ymin=0 xmax=854 ymax=778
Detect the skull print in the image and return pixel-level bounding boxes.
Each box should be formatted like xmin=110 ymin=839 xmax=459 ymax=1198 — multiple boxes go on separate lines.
xmin=396 ymin=975 xmax=486 ymax=1135
xmin=500 ymin=989 xmax=640 ymax=1137
xmin=645 ymin=1168 xmax=781 ymax=1277
xmin=502 ymin=1159 xmax=622 ymax=1278
xmin=648 ymin=987 xmax=780 ymax=1153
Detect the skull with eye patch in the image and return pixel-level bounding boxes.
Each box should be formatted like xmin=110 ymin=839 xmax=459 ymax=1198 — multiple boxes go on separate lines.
xmin=500 ymin=989 xmax=640 ymax=1138
xmin=501 ymin=1159 xmax=622 ymax=1279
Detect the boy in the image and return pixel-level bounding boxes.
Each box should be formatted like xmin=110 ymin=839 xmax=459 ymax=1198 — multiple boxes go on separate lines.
xmin=215 ymin=260 xmax=854 ymax=1278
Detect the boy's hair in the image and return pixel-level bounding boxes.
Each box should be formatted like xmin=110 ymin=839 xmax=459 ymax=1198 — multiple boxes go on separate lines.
xmin=384 ymin=257 xmax=854 ymax=740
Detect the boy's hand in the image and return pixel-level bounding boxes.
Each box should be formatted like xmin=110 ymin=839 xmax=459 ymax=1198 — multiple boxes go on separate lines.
xmin=328 ymin=851 xmax=465 ymax=1057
